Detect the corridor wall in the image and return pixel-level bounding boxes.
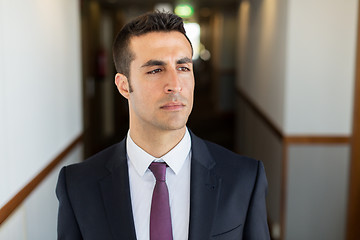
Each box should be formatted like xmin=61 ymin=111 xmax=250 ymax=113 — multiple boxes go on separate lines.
xmin=0 ymin=0 xmax=82 ymax=239
xmin=236 ymin=0 xmax=357 ymax=239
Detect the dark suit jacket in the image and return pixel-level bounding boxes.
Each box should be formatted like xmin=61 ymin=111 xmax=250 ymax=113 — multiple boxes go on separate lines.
xmin=56 ymin=132 xmax=270 ymax=240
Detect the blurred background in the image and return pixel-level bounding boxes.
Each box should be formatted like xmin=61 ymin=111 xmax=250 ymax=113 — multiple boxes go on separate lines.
xmin=0 ymin=0 xmax=359 ymax=239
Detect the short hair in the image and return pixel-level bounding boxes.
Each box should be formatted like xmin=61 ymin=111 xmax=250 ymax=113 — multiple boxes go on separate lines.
xmin=112 ymin=11 xmax=193 ymax=80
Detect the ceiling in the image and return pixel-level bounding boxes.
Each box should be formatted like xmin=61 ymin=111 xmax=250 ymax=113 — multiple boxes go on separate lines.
xmin=96 ymin=0 xmax=239 ymax=11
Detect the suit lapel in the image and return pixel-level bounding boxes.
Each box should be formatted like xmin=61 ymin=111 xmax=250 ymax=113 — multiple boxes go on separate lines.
xmin=188 ymin=132 xmax=221 ymax=240
xmin=99 ymin=139 xmax=137 ymax=240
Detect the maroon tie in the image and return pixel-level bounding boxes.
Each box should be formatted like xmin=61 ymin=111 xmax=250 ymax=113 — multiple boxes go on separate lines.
xmin=149 ymin=162 xmax=173 ymax=240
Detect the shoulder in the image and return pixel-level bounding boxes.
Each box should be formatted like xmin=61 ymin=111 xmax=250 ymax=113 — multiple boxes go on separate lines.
xmin=204 ymin=140 xmax=261 ymax=173
xmin=199 ymin=139 xmax=268 ymax=202
xmin=189 ymin=131 xmax=264 ymax=182
xmin=204 ymin=140 xmax=258 ymax=165
xmin=61 ymin=139 xmax=126 ymax=182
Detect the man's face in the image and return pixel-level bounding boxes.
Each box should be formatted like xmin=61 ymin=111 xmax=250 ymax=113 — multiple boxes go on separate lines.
xmin=116 ymin=31 xmax=194 ymax=133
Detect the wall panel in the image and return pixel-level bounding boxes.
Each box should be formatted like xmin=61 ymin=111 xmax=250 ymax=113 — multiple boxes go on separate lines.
xmin=0 ymin=0 xmax=82 ymax=208
xmin=0 ymin=144 xmax=83 ymax=239
xmin=285 ymin=0 xmax=358 ymax=134
xmin=285 ymin=145 xmax=350 ymax=239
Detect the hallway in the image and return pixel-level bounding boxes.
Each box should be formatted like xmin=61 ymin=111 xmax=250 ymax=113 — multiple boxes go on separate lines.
xmin=1 ymin=0 xmax=359 ymax=239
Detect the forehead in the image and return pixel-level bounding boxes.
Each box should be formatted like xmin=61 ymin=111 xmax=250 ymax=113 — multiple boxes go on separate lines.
xmin=129 ymin=31 xmax=192 ymax=62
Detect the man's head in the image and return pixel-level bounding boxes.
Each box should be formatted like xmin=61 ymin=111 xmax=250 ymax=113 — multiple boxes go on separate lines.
xmin=113 ymin=11 xmax=195 ymax=135
xmin=113 ymin=11 xmax=193 ymax=90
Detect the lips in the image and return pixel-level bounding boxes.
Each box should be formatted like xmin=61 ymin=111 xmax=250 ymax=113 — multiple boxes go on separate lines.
xmin=160 ymin=102 xmax=185 ymax=111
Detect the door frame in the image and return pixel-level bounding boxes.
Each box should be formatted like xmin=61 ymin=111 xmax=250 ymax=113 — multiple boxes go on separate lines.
xmin=346 ymin=1 xmax=360 ymax=239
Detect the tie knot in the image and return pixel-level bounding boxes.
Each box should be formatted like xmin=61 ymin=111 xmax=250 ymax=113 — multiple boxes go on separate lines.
xmin=149 ymin=162 xmax=167 ymax=182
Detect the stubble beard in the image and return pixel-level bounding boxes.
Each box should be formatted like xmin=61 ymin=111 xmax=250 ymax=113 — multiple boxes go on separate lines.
xmin=147 ymin=93 xmax=192 ymax=132
xmin=129 ymin=90 xmax=193 ymax=133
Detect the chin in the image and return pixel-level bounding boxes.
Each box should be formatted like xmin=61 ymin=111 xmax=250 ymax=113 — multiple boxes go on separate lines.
xmin=163 ymin=125 xmax=186 ymax=131
xmin=159 ymin=121 xmax=187 ymax=131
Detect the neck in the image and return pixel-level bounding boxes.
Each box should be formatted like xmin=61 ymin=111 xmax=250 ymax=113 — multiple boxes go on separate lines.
xmin=129 ymin=125 xmax=186 ymax=158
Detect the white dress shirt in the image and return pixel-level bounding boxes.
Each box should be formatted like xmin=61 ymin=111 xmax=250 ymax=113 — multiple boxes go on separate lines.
xmin=126 ymin=128 xmax=192 ymax=240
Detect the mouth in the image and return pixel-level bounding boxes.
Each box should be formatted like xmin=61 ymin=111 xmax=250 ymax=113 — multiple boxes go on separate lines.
xmin=160 ymin=102 xmax=185 ymax=111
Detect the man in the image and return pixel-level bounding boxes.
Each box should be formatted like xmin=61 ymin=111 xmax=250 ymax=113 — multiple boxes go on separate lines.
xmin=56 ymin=11 xmax=270 ymax=240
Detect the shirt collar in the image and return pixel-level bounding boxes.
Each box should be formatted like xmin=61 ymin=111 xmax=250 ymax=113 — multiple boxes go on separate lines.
xmin=126 ymin=128 xmax=191 ymax=177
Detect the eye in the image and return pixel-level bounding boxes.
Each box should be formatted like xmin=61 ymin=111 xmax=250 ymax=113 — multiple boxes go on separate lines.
xmin=147 ymin=68 xmax=162 ymax=74
xmin=178 ymin=66 xmax=190 ymax=72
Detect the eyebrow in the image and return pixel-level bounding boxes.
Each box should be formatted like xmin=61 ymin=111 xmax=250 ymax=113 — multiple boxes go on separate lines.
xmin=140 ymin=57 xmax=192 ymax=68
xmin=177 ymin=57 xmax=192 ymax=64
xmin=141 ymin=60 xmax=165 ymax=68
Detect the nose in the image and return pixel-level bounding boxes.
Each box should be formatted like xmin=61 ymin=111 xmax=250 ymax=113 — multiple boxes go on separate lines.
xmin=165 ymin=69 xmax=182 ymax=93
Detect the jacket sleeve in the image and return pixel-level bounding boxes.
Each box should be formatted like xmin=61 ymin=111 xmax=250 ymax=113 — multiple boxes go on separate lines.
xmin=56 ymin=167 xmax=83 ymax=240
xmin=243 ymin=161 xmax=270 ymax=239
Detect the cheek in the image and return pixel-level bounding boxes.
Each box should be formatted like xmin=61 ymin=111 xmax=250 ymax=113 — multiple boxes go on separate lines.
xmin=184 ymin=78 xmax=195 ymax=94
xmin=132 ymin=84 xmax=159 ymax=106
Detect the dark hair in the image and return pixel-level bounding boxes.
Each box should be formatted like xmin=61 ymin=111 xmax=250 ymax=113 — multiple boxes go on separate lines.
xmin=112 ymin=11 xmax=192 ymax=80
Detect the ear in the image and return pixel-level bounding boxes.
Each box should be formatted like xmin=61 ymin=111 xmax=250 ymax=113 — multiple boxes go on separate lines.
xmin=115 ymin=73 xmax=130 ymax=99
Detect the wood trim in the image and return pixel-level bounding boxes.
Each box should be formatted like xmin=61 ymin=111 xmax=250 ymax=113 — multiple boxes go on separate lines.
xmin=346 ymin=1 xmax=360 ymax=238
xmin=0 ymin=134 xmax=83 ymax=225
xmin=284 ymin=136 xmax=350 ymax=144
xmin=347 ymin=87 xmax=360 ymax=238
